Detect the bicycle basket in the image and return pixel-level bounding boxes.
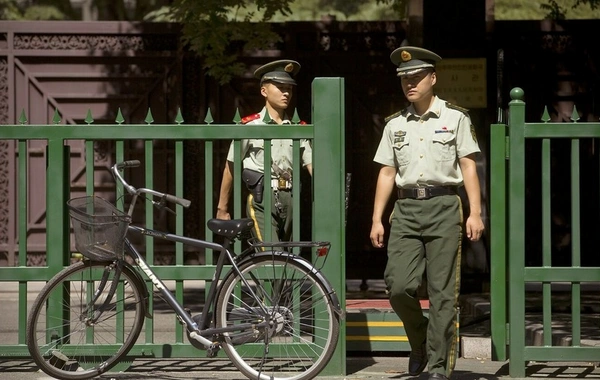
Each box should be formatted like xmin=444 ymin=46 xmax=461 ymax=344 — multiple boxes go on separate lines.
xmin=67 ymin=196 xmax=131 ymax=261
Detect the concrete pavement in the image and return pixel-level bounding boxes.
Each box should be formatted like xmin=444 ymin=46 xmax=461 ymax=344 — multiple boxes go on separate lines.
xmin=1 ymin=356 xmax=600 ymax=380
xmin=2 ymin=280 xmax=599 ymax=379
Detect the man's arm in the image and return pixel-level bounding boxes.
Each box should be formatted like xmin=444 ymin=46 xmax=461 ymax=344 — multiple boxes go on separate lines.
xmin=459 ymin=154 xmax=484 ymax=241
xmin=216 ymin=161 xmax=234 ymax=220
xmin=305 ymin=163 xmax=313 ymax=176
xmin=370 ymin=165 xmax=396 ymax=248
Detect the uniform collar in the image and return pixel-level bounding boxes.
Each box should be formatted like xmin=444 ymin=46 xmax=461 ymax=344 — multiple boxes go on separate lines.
xmin=405 ymin=96 xmax=442 ymax=120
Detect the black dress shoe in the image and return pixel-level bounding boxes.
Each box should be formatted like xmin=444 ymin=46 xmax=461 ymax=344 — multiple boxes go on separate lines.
xmin=408 ymin=342 xmax=427 ymax=376
xmin=428 ymin=373 xmax=448 ymax=380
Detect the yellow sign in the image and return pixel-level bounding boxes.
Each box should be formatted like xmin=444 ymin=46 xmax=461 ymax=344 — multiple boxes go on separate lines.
xmin=435 ymin=58 xmax=487 ymax=109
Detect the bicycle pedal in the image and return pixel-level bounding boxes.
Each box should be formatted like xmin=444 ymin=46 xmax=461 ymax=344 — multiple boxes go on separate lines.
xmin=206 ymin=343 xmax=220 ymax=358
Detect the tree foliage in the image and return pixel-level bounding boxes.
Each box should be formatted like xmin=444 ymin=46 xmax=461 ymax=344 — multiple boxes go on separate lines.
xmin=3 ymin=0 xmax=600 ymax=83
xmin=167 ymin=0 xmax=295 ymax=84
xmin=541 ymin=0 xmax=600 ymax=18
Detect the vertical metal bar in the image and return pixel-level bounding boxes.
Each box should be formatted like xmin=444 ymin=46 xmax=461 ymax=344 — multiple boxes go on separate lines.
xmin=489 ymin=123 xmax=507 ymax=360
xmin=175 ymin=138 xmax=184 ymax=343
xmin=263 ymin=139 xmax=273 ymax=243
xmin=115 ymin=135 xmax=129 ymax=344
xmin=85 ymin=141 xmax=95 ymax=195
xmin=17 ymin=138 xmax=28 ymax=345
xmin=541 ymin=138 xmax=552 ymax=347
xmin=311 ymin=77 xmax=345 ymax=375
xmin=232 ymin=138 xmax=243 ymax=220
xmin=145 ymin=139 xmax=154 ymax=344
xmin=292 ymin=140 xmax=301 ymax=253
xmin=85 ymin=137 xmax=95 ymax=344
xmin=45 ymin=139 xmax=70 ymax=345
xmin=507 ymin=88 xmax=526 ymax=377
xmin=571 ymin=139 xmax=581 ymax=346
xmin=205 ymin=139 xmax=214 ymax=250
xmin=115 ymin=140 xmax=125 ymax=206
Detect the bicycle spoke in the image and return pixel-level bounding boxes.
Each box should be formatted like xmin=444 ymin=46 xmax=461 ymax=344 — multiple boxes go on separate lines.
xmin=216 ymin=254 xmax=339 ymax=380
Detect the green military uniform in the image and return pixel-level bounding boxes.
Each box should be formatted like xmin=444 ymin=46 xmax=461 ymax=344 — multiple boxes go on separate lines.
xmin=225 ymin=59 xmax=311 ymax=242
xmin=374 ymin=47 xmax=481 ymax=378
xmin=226 ymin=108 xmax=312 ymax=241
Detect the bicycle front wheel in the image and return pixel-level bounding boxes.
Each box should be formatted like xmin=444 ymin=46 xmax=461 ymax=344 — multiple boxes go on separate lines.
xmin=26 ymin=260 xmax=146 ymax=380
xmin=216 ymin=253 xmax=340 ymax=380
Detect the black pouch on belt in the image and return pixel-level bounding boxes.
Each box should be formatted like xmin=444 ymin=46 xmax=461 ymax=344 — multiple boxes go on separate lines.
xmin=242 ymin=169 xmax=264 ymax=203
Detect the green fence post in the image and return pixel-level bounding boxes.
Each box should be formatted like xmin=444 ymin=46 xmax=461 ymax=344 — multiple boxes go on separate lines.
xmin=311 ymin=77 xmax=346 ymax=375
xmin=490 ymin=122 xmax=508 ymax=361
xmin=507 ymin=88 xmax=526 ymax=377
xmin=45 ymin=138 xmax=70 ymax=342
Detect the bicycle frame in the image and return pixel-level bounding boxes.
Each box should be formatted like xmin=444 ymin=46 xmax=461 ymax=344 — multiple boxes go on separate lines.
xmin=109 ymin=160 xmax=342 ymax=349
xmin=122 ymin=224 xmax=276 ymax=348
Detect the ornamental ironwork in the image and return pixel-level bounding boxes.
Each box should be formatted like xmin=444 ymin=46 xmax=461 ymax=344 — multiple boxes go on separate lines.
xmin=13 ymin=34 xmax=178 ymax=51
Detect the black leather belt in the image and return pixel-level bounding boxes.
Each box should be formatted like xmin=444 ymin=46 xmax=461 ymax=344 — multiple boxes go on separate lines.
xmin=398 ymin=186 xmax=458 ymax=200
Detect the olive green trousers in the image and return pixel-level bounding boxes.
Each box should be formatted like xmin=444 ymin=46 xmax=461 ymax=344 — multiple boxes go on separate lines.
xmin=384 ymin=194 xmax=463 ymax=377
xmin=247 ymin=189 xmax=293 ymax=242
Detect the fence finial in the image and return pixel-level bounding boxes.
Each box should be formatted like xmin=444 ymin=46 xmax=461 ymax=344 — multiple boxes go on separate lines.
xmin=233 ymin=108 xmax=241 ymax=124
xmin=52 ymin=109 xmax=61 ymax=124
xmin=18 ymin=109 xmax=27 ymax=124
xmin=145 ymin=108 xmax=154 ymax=124
xmin=292 ymin=108 xmax=301 ymax=124
xmin=510 ymin=87 xmax=524 ymax=102
xmin=204 ymin=108 xmax=214 ymax=124
xmin=541 ymin=106 xmax=550 ymax=122
xmin=115 ymin=108 xmax=125 ymax=124
xmin=262 ymin=111 xmax=272 ymax=124
xmin=175 ymin=108 xmax=184 ymax=124
xmin=571 ymin=105 xmax=580 ymax=122
xmin=85 ymin=109 xmax=94 ymax=124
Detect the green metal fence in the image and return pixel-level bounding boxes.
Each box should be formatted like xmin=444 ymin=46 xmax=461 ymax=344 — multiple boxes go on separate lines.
xmin=490 ymin=87 xmax=600 ymax=377
xmin=0 ymin=78 xmax=347 ymax=375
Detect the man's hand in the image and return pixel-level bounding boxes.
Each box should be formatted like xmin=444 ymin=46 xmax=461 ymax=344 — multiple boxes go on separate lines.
xmin=465 ymin=214 xmax=484 ymax=241
xmin=370 ymin=165 xmax=396 ymax=249
xmin=216 ymin=208 xmax=231 ymax=220
xmin=370 ymin=221 xmax=386 ymax=248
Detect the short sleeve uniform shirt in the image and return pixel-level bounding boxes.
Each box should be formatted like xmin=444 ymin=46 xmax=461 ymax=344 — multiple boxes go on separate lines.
xmin=373 ymin=96 xmax=480 ymax=188
xmin=226 ymin=107 xmax=312 ymax=179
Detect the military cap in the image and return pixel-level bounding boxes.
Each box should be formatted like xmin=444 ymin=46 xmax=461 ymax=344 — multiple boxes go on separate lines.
xmin=254 ymin=59 xmax=301 ymax=85
xmin=390 ymin=46 xmax=442 ymax=77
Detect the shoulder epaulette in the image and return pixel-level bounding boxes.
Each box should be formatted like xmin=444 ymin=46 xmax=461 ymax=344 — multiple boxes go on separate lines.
xmin=241 ymin=113 xmax=261 ymax=124
xmin=384 ymin=110 xmax=404 ymax=124
xmin=445 ymin=102 xmax=469 ymax=115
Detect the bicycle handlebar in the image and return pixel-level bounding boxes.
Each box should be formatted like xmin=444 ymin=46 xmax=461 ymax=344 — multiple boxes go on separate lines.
xmin=111 ymin=161 xmax=192 ymax=208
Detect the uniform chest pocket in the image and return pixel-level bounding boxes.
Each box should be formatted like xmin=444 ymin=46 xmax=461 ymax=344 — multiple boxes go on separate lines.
xmin=248 ymin=139 xmax=265 ymax=164
xmin=393 ymin=138 xmax=410 ymax=167
xmin=432 ymin=134 xmax=456 ymax=162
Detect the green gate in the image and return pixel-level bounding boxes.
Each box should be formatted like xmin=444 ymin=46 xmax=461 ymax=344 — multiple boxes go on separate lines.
xmin=490 ymin=87 xmax=600 ymax=377
xmin=0 ymin=78 xmax=347 ymax=375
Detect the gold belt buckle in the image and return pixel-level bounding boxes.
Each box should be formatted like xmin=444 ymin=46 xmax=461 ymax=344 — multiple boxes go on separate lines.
xmin=278 ymin=177 xmax=287 ymax=189
xmin=416 ymin=188 xmax=427 ymax=199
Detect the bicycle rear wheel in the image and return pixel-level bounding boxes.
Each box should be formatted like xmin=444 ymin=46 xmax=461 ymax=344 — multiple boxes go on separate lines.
xmin=26 ymin=260 xmax=146 ymax=380
xmin=216 ymin=253 xmax=340 ymax=380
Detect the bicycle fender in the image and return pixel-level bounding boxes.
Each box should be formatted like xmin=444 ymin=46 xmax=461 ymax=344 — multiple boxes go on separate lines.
xmin=237 ymin=251 xmax=344 ymax=318
xmin=121 ymin=261 xmax=152 ymax=319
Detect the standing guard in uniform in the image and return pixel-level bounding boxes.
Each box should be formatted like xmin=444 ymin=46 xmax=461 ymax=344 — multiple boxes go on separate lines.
xmin=370 ymin=47 xmax=485 ymax=380
xmin=216 ymin=59 xmax=313 ymax=242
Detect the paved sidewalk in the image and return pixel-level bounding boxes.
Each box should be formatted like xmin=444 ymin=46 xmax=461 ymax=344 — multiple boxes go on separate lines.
xmin=1 ymin=356 xmax=599 ymax=380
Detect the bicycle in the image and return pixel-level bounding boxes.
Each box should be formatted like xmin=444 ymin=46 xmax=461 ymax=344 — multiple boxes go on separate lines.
xmin=26 ymin=160 xmax=343 ymax=380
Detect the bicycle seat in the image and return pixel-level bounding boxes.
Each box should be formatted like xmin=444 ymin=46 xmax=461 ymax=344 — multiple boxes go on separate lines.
xmin=207 ymin=218 xmax=254 ymax=239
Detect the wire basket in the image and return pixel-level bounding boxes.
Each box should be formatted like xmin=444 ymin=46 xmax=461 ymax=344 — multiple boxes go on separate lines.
xmin=67 ymin=196 xmax=131 ymax=261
